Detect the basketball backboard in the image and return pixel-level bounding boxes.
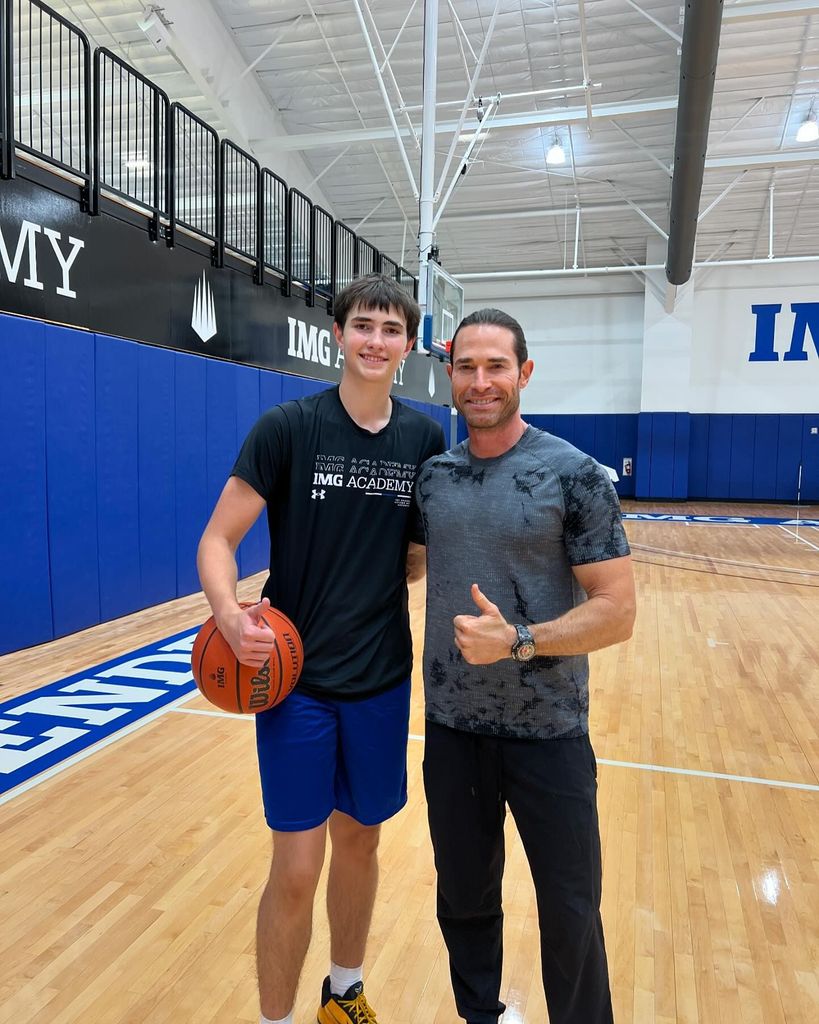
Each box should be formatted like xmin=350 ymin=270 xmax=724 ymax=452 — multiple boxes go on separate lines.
xmin=421 ymin=262 xmax=464 ymax=362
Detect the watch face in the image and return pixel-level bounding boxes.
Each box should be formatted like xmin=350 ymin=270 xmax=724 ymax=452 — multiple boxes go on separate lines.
xmin=515 ymin=641 xmax=536 ymax=661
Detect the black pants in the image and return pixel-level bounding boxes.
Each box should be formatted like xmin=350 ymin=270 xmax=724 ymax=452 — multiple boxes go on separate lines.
xmin=423 ymin=720 xmax=613 ymax=1024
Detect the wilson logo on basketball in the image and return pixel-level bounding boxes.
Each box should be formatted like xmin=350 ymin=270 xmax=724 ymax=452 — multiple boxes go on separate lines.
xmin=248 ymin=663 xmax=272 ymax=710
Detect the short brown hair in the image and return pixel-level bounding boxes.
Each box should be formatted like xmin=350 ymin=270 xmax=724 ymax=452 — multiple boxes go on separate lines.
xmin=449 ymin=308 xmax=528 ymax=367
xmin=334 ymin=273 xmax=420 ymax=342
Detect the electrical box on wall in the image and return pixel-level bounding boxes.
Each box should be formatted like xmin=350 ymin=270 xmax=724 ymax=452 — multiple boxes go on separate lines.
xmin=622 ymin=457 xmax=633 ymax=477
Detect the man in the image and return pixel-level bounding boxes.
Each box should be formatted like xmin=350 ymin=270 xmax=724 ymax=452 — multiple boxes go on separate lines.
xmin=197 ymin=274 xmax=445 ymax=1024
xmin=416 ymin=308 xmax=635 ymax=1024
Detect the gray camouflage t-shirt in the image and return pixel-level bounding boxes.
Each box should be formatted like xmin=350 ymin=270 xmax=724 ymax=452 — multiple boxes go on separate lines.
xmin=416 ymin=426 xmax=630 ymax=740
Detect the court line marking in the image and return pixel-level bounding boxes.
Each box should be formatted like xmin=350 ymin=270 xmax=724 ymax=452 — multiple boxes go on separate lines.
xmin=5 ymin=702 xmax=816 ymax=805
xmin=175 ymin=706 xmax=253 ymax=721
xmin=0 ymin=690 xmax=199 ymax=808
xmin=593 ymin=757 xmax=819 ymax=792
xmin=779 ymin=525 xmax=819 ymax=552
xmin=170 ymin=715 xmax=819 ymax=793
xmin=630 ymin=542 xmax=818 ymax=576
xmin=415 ymin=737 xmax=819 ymax=793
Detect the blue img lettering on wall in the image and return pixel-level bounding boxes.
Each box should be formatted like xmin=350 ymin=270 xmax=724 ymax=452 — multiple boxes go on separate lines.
xmin=0 ymin=629 xmax=199 ymax=799
xmin=749 ymin=303 xmax=819 ymax=361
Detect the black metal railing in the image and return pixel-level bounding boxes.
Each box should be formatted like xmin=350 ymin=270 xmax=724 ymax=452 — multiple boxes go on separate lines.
xmin=220 ymin=139 xmax=261 ymax=282
xmin=357 ymin=237 xmax=380 ymax=277
xmin=262 ymin=168 xmax=288 ymax=285
xmin=314 ymin=205 xmax=333 ymax=302
xmin=1 ymin=1 xmax=12 ymax=177
xmin=289 ymin=187 xmax=313 ymax=300
xmin=169 ymin=102 xmax=218 ymax=245
xmin=381 ymin=254 xmax=399 ymax=282
xmin=94 ymin=47 xmax=168 ymax=232
xmin=0 ymin=0 xmax=418 ymax=304
xmin=335 ymin=221 xmax=356 ymax=295
xmin=11 ymin=0 xmax=91 ymax=188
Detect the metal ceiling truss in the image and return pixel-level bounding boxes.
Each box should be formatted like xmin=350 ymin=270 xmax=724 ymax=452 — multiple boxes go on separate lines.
xmin=35 ymin=0 xmax=819 ymax=278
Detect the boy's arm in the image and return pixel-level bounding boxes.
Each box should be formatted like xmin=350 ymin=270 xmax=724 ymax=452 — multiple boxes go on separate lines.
xmin=197 ymin=476 xmax=273 ymax=667
xmin=406 ymin=541 xmax=426 ymax=583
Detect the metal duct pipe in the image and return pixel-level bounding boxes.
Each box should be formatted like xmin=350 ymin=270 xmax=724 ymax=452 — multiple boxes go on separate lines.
xmin=665 ymin=1 xmax=724 ymax=285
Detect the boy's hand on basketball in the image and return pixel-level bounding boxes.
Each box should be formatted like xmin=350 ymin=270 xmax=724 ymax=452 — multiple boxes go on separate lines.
xmin=453 ymin=584 xmax=516 ymax=665
xmin=218 ymin=598 xmax=277 ymax=667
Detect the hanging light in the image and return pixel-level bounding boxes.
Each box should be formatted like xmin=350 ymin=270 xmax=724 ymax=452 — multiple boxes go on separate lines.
xmin=546 ymin=136 xmax=565 ymax=165
xmin=796 ymin=106 xmax=819 ymax=143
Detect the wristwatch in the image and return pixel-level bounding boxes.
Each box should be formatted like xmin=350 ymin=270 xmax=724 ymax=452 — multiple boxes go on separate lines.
xmin=511 ymin=624 xmax=536 ymax=662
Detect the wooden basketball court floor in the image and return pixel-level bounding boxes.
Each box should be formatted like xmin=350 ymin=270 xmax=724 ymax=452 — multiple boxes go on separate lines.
xmin=1 ymin=502 xmax=817 ymax=1024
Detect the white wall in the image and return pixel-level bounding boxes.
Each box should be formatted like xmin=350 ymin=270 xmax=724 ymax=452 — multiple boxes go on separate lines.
xmin=462 ymin=259 xmax=819 ymax=416
xmin=691 ymin=262 xmax=819 ymax=413
xmin=463 ymin=277 xmax=645 ymax=414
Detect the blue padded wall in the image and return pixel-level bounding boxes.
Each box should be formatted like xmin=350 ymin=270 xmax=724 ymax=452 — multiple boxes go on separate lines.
xmin=138 ymin=345 xmax=177 ymax=609
xmin=260 ymin=370 xmax=283 ymax=411
xmin=688 ymin=416 xmax=709 ymax=498
xmin=205 ymin=358 xmax=239 ymax=515
xmin=174 ymin=352 xmax=208 ymax=598
xmin=684 ymin=413 xmax=816 ymax=502
xmin=751 ymin=416 xmax=779 ymax=500
xmin=46 ymin=325 xmax=101 ymax=639
xmin=803 ymin=416 xmax=819 ymax=501
xmin=0 ymin=323 xmax=456 ymax=655
xmin=234 ymin=364 xmax=265 ymax=580
xmin=96 ymin=335 xmax=141 ymax=621
xmin=635 ymin=412 xmax=691 ymax=500
xmin=0 ymin=315 xmax=52 ymax=653
xmin=524 ymin=414 xmax=638 ymax=499
xmin=729 ymin=416 xmax=755 ymax=500
xmin=778 ymin=411 xmax=810 ymax=499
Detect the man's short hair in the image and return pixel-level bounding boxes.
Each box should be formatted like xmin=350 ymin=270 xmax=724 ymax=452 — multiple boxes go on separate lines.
xmin=334 ymin=273 xmax=420 ymax=342
xmin=450 ymin=308 xmax=529 ymax=367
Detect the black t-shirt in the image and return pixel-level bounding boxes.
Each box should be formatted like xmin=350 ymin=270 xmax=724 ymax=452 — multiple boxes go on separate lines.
xmin=232 ymin=387 xmax=446 ymax=700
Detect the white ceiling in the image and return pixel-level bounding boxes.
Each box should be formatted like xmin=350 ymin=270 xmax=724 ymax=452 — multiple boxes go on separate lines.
xmin=43 ymin=0 xmax=819 ymax=280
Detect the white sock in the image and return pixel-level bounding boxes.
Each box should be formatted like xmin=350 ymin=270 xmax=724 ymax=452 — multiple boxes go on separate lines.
xmin=330 ymin=961 xmax=364 ymax=996
xmin=260 ymin=1013 xmax=293 ymax=1024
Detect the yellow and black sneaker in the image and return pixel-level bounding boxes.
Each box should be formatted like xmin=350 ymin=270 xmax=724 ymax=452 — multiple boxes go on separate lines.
xmin=317 ymin=977 xmax=378 ymax=1024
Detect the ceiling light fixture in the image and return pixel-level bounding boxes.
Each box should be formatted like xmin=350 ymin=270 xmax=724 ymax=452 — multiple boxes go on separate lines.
xmin=546 ymin=137 xmax=565 ymax=166
xmin=796 ymin=106 xmax=819 ymax=143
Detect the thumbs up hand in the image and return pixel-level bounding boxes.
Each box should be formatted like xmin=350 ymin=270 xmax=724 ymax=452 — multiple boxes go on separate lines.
xmin=218 ymin=597 xmax=278 ymax=668
xmin=453 ymin=584 xmax=517 ymax=665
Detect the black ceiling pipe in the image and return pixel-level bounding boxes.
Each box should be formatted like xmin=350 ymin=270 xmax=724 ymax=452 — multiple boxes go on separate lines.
xmin=666 ymin=0 xmax=725 ymax=285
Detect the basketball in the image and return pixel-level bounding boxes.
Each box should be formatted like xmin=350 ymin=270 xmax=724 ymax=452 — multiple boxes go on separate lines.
xmin=191 ymin=604 xmax=303 ymax=714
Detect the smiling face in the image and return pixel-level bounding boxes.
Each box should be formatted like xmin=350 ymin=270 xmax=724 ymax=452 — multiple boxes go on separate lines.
xmin=448 ymin=322 xmax=533 ymax=433
xmin=333 ymin=303 xmax=414 ymax=385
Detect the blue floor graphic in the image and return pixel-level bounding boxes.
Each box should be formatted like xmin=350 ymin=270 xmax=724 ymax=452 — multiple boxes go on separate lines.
xmin=0 ymin=627 xmax=199 ymax=799
xmin=623 ymin=513 xmax=819 ymax=526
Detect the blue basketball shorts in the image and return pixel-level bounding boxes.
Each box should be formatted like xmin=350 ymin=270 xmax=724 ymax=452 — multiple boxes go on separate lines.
xmin=254 ymin=679 xmax=411 ymax=832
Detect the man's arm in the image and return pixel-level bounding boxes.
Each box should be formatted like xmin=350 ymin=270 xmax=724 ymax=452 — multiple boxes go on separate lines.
xmin=197 ymin=476 xmax=275 ymax=667
xmin=406 ymin=541 xmax=426 ymax=583
xmin=453 ymin=555 xmax=636 ymax=665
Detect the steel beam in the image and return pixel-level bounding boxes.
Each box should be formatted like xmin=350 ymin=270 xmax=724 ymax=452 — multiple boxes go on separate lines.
xmin=434 ymin=0 xmax=501 ymax=200
xmin=418 ymin=0 xmax=439 ymax=318
xmin=456 ymin=254 xmax=819 ymax=280
xmin=705 ymin=148 xmax=819 ymax=169
xmin=266 ymin=97 xmax=679 ymax=151
xmin=352 ymin=0 xmax=418 ymax=196
xmin=723 ymin=0 xmax=819 ymax=21
xmin=624 ymin=0 xmax=682 ymax=43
